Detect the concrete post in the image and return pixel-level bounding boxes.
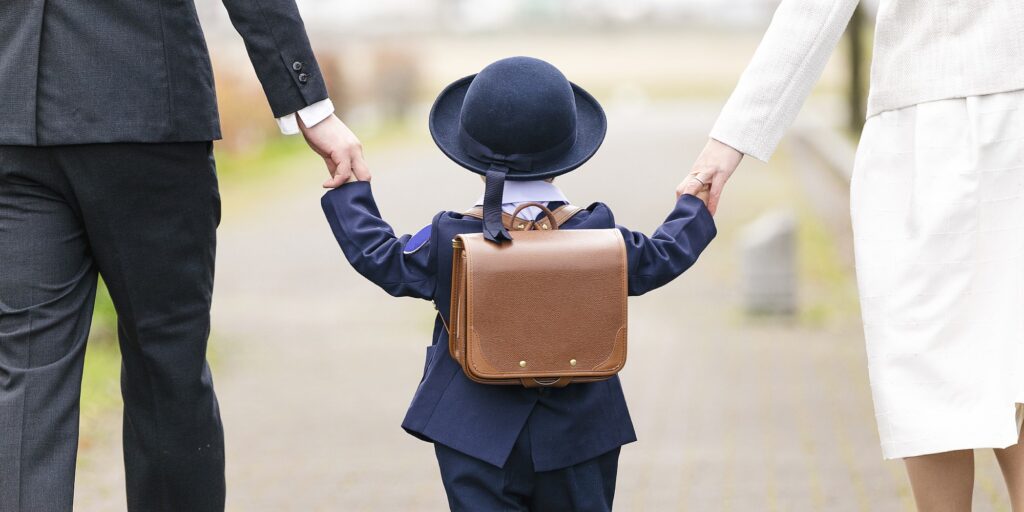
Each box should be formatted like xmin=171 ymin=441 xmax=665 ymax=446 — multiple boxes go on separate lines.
xmin=739 ymin=210 xmax=798 ymax=316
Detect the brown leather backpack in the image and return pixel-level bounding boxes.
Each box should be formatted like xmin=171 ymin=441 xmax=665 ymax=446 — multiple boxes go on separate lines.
xmin=443 ymin=202 xmax=628 ymax=388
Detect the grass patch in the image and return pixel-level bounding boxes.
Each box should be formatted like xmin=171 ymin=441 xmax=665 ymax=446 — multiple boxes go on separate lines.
xmin=214 ymin=135 xmax=313 ymax=184
xmin=715 ymin=142 xmax=860 ymax=328
xmin=771 ymin=145 xmax=860 ymax=327
xmin=794 ymin=208 xmax=859 ymax=326
xmin=78 ymin=281 xmax=121 ymax=455
xmin=213 ymin=118 xmax=422 ymax=183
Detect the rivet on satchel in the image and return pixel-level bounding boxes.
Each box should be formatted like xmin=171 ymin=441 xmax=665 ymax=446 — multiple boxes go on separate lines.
xmin=442 ymin=202 xmax=628 ymax=388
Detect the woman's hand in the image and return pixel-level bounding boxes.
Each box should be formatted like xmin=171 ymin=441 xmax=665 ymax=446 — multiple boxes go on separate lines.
xmin=299 ymin=114 xmax=371 ymax=188
xmin=676 ymin=138 xmax=743 ymax=215
xmin=676 ymin=169 xmax=711 ymax=205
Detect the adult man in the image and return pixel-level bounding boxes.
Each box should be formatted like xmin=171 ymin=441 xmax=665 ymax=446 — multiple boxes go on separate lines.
xmin=0 ymin=1 xmax=364 ymax=510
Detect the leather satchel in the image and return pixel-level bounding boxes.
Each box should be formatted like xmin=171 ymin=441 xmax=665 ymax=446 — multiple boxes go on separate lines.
xmin=445 ymin=202 xmax=628 ymax=388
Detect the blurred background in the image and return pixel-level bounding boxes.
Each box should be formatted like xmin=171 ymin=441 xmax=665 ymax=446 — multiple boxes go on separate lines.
xmin=72 ymin=1 xmax=1013 ymax=511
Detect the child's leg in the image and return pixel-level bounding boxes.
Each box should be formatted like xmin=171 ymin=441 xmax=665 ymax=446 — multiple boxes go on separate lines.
xmin=531 ymin=447 xmax=620 ymax=512
xmin=434 ymin=443 xmax=530 ymax=512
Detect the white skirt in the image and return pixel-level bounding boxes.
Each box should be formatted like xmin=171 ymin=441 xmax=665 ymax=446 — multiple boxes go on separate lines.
xmin=851 ymin=88 xmax=1024 ymax=459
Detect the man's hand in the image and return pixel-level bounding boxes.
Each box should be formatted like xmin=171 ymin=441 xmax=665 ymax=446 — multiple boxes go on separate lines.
xmin=298 ymin=114 xmax=371 ymax=188
xmin=676 ymin=138 xmax=743 ymax=215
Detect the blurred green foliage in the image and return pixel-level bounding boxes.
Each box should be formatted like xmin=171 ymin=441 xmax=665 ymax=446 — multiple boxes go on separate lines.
xmin=80 ymin=281 xmax=121 ymax=431
xmin=795 ymin=207 xmax=859 ymax=326
xmin=214 ymin=134 xmax=312 ymax=181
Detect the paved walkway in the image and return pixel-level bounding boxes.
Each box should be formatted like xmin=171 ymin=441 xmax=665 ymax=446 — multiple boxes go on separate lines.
xmin=73 ymin=101 xmax=1013 ymax=511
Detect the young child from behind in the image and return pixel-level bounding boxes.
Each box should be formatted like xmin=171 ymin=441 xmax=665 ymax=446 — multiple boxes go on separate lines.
xmin=322 ymin=56 xmax=716 ymax=511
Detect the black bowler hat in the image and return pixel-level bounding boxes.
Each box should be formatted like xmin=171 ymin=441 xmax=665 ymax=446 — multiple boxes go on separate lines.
xmin=429 ymin=56 xmax=607 ymax=242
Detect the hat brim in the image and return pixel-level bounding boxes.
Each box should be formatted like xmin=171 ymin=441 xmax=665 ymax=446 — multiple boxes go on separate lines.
xmin=428 ymin=74 xmax=607 ymax=181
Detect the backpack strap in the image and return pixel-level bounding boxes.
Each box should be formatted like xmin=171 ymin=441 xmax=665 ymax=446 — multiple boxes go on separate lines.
xmin=459 ymin=206 xmax=485 ymax=220
xmin=461 ymin=207 xmax=523 ymax=230
xmin=461 ymin=204 xmax=583 ymax=231
xmin=550 ymin=204 xmax=583 ymax=226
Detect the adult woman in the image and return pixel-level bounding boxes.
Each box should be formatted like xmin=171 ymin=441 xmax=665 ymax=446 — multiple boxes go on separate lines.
xmin=683 ymin=1 xmax=1024 ymax=510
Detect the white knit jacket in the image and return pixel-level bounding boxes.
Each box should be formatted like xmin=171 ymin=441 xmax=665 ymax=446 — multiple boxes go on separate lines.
xmin=710 ymin=0 xmax=1024 ymax=162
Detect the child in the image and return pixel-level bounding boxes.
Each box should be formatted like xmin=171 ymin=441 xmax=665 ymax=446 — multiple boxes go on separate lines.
xmin=322 ymin=56 xmax=716 ymax=511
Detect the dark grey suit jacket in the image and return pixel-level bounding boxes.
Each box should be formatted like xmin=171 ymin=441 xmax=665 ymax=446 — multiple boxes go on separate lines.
xmin=1 ymin=0 xmax=329 ymax=146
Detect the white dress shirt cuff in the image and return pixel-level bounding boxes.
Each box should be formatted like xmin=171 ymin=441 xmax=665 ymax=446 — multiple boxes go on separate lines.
xmin=275 ymin=98 xmax=335 ymax=135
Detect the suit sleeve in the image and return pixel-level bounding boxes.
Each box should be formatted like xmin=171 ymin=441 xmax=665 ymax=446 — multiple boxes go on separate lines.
xmin=220 ymin=0 xmax=330 ymax=117
xmin=321 ymin=182 xmax=436 ymax=300
xmin=619 ymin=194 xmax=717 ymax=296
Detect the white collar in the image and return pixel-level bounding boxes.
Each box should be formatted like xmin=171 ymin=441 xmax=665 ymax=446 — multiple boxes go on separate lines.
xmin=474 ymin=180 xmax=569 ymax=206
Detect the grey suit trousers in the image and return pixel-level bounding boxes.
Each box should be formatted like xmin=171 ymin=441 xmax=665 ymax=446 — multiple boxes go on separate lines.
xmin=0 ymin=143 xmax=225 ymax=511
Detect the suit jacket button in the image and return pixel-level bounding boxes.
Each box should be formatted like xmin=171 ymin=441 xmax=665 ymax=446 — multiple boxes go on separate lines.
xmin=298 ymin=72 xmax=310 ymax=84
xmin=292 ymin=61 xmax=304 ymax=71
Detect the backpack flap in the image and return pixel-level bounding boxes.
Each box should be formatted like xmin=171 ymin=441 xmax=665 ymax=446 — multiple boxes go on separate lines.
xmin=451 ymin=228 xmax=627 ymax=387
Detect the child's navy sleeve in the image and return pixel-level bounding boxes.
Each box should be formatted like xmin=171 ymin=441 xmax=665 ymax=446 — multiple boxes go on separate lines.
xmin=617 ymin=194 xmax=717 ymax=296
xmin=321 ymin=182 xmax=436 ymax=300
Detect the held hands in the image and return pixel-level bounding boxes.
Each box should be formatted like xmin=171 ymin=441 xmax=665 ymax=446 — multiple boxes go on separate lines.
xmin=677 ymin=169 xmax=711 ymax=205
xmin=675 ymin=139 xmax=743 ymax=214
xmin=298 ymin=114 xmax=371 ymax=188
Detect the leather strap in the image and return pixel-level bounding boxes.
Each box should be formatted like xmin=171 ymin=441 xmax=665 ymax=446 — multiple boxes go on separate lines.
xmin=462 ymin=208 xmax=528 ymax=231
xmin=461 ymin=203 xmax=583 ymax=230
xmin=550 ymin=205 xmax=581 ymax=228
xmin=509 ymin=202 xmax=558 ymax=230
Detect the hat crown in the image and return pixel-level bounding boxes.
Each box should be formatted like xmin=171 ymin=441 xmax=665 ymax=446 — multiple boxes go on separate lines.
xmin=459 ymin=57 xmax=577 ymax=156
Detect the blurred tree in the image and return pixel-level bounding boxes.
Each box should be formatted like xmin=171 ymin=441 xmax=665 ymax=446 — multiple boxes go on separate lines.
xmin=214 ymin=67 xmax=281 ymax=153
xmin=318 ymin=51 xmax=352 ymax=117
xmin=373 ymin=45 xmax=420 ymax=122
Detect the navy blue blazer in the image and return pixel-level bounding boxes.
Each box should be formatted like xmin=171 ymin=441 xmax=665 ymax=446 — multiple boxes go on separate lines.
xmin=322 ymin=181 xmax=716 ymax=471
